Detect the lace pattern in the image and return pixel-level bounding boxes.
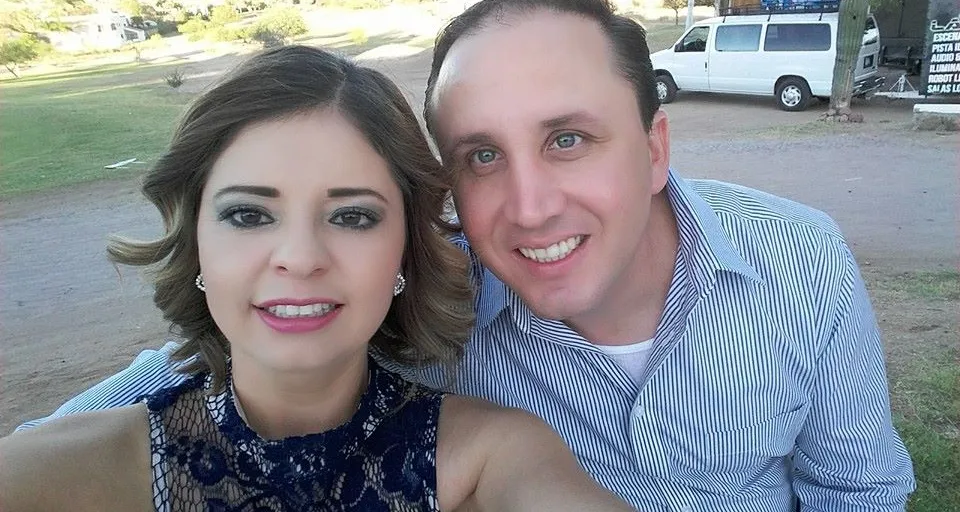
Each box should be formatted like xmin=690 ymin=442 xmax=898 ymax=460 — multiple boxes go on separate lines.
xmin=143 ymin=359 xmax=443 ymax=511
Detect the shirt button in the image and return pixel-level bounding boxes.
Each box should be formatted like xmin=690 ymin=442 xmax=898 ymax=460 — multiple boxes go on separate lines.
xmin=679 ymin=506 xmax=693 ymax=512
xmin=634 ymin=405 xmax=645 ymax=418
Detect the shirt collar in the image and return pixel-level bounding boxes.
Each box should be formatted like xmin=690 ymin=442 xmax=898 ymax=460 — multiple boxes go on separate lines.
xmin=466 ymin=169 xmax=763 ymax=330
xmin=666 ymin=169 xmax=763 ymax=294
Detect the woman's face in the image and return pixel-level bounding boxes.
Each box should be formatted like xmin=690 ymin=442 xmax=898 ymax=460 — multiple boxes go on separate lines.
xmin=196 ymin=108 xmax=406 ymax=377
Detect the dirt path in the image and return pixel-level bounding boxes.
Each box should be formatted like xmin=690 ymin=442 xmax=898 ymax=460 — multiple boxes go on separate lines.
xmin=2 ymin=53 xmax=957 ymax=433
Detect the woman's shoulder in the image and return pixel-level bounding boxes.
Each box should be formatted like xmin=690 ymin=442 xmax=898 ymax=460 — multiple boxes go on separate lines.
xmin=0 ymin=404 xmax=153 ymax=512
xmin=439 ymin=395 xmax=553 ymax=440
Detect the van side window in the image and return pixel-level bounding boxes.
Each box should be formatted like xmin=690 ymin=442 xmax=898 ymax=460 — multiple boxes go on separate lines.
xmin=677 ymin=26 xmax=709 ymax=52
xmin=764 ymin=23 xmax=831 ymax=51
xmin=715 ymin=24 xmax=761 ymax=52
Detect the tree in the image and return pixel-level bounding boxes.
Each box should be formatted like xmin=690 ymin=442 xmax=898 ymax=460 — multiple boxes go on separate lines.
xmin=119 ymin=0 xmax=143 ymax=17
xmin=0 ymin=35 xmax=39 ymax=78
xmin=662 ymin=0 xmax=714 ymax=26
xmin=826 ymin=0 xmax=894 ymax=120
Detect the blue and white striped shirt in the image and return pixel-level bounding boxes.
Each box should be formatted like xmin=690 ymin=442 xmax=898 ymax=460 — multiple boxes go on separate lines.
xmin=18 ymin=171 xmax=914 ymax=511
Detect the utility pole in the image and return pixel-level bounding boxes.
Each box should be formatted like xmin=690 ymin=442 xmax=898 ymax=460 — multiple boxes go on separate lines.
xmin=685 ymin=0 xmax=695 ymax=29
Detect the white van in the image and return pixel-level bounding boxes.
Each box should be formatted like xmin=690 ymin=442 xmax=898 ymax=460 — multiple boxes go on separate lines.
xmin=650 ymin=5 xmax=884 ymax=111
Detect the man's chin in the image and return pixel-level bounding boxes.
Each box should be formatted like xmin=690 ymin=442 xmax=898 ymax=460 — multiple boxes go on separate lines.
xmin=519 ymin=291 xmax=583 ymax=323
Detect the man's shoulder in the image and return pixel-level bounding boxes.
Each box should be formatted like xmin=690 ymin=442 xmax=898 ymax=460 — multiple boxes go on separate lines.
xmin=687 ymin=178 xmax=845 ymax=244
xmin=16 ymin=341 xmax=188 ymax=431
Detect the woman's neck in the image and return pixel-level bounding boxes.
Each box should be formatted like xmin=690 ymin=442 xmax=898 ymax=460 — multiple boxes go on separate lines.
xmin=229 ymin=351 xmax=369 ymax=440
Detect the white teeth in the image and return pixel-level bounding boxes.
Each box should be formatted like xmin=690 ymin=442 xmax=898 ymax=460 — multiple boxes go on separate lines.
xmin=518 ymin=236 xmax=583 ymax=263
xmin=267 ymin=303 xmax=336 ymax=318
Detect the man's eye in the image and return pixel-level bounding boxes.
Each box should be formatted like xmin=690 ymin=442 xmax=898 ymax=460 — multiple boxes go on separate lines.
xmin=470 ymin=149 xmax=498 ymax=165
xmin=552 ymin=133 xmax=583 ymax=149
xmin=330 ymin=208 xmax=379 ymax=230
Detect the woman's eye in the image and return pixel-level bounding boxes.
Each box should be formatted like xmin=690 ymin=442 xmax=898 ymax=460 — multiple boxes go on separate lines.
xmin=220 ymin=207 xmax=273 ymax=228
xmin=552 ymin=133 xmax=583 ymax=149
xmin=330 ymin=208 xmax=379 ymax=230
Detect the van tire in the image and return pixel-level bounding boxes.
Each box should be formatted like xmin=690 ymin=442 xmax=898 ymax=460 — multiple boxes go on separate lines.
xmin=656 ymin=75 xmax=677 ymax=104
xmin=776 ymin=78 xmax=811 ymax=112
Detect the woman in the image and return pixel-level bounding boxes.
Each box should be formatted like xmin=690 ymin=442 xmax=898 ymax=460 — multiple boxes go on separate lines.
xmin=0 ymin=46 xmax=634 ymax=511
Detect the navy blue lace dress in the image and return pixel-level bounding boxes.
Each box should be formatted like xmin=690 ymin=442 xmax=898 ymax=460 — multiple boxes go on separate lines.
xmin=142 ymin=359 xmax=443 ymax=511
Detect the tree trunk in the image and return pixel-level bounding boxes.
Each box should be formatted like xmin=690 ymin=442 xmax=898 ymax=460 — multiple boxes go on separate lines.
xmin=674 ymin=8 xmax=680 ymax=25
xmin=828 ymin=0 xmax=870 ymax=112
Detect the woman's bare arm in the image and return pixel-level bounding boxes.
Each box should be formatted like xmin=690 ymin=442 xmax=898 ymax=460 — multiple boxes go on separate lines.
xmin=0 ymin=404 xmax=153 ymax=512
xmin=436 ymin=396 xmax=635 ymax=511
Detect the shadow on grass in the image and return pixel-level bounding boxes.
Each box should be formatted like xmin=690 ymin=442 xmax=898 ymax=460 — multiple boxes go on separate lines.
xmin=2 ymin=62 xmax=142 ymax=86
xmin=295 ymin=30 xmax=433 ymax=58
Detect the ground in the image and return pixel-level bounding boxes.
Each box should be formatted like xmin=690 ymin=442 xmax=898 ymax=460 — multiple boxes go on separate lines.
xmin=0 ymin=10 xmax=957 ymax=509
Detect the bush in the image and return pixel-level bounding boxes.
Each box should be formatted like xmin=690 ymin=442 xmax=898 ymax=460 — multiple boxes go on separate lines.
xmin=209 ymin=25 xmax=242 ymax=42
xmin=246 ymin=26 xmax=285 ymax=48
xmin=163 ymin=68 xmax=185 ymax=88
xmin=210 ymin=5 xmax=240 ymax=26
xmin=155 ymin=20 xmax=179 ymax=35
xmin=178 ymin=17 xmax=211 ymax=40
xmin=349 ymin=27 xmax=368 ymax=46
xmin=255 ymin=6 xmax=307 ymax=40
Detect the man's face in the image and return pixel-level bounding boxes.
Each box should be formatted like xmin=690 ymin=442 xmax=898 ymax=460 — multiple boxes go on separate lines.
xmin=431 ymin=10 xmax=670 ymax=326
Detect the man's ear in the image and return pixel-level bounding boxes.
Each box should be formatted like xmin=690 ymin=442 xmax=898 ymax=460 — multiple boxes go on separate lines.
xmin=646 ymin=110 xmax=671 ymax=193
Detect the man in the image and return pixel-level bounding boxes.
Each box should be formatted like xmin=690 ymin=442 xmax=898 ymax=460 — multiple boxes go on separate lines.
xmin=18 ymin=0 xmax=914 ymax=509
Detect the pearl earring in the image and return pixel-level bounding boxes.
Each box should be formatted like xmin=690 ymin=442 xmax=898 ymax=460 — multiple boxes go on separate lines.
xmin=195 ymin=273 xmax=206 ymax=292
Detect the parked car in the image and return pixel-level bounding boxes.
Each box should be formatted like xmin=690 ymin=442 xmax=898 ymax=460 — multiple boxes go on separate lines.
xmin=650 ymin=3 xmax=884 ymax=111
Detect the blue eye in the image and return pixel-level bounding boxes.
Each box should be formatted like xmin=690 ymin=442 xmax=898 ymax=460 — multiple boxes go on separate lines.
xmin=471 ymin=149 xmax=498 ymax=165
xmin=552 ymin=133 xmax=582 ymax=149
xmin=219 ymin=206 xmax=273 ymax=229
xmin=330 ymin=207 xmax=380 ymax=230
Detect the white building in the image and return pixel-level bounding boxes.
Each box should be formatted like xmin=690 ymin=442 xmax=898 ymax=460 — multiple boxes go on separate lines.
xmin=46 ymin=12 xmax=147 ymax=53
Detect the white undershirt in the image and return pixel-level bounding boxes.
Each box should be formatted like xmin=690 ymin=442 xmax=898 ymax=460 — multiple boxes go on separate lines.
xmin=596 ymin=339 xmax=656 ymax=385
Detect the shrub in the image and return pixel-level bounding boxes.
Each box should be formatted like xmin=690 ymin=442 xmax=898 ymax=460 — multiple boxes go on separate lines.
xmin=246 ymin=26 xmax=285 ymax=48
xmin=210 ymin=5 xmax=240 ymax=25
xmin=163 ymin=68 xmax=185 ymax=88
xmin=209 ymin=26 xmax=242 ymax=42
xmin=349 ymin=27 xmax=368 ymax=46
xmin=256 ymin=6 xmax=307 ymax=39
xmin=178 ymin=17 xmax=211 ymax=41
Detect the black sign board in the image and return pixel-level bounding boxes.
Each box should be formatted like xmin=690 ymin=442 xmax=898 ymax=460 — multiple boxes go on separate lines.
xmin=922 ymin=0 xmax=960 ymax=96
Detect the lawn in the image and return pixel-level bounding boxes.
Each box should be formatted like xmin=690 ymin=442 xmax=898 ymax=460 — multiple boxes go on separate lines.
xmin=0 ymin=61 xmax=194 ymax=198
xmin=866 ymin=270 xmax=960 ymax=512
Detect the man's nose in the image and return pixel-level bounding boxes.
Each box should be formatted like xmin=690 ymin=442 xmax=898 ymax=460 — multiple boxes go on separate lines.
xmin=502 ymin=157 xmax=566 ymax=229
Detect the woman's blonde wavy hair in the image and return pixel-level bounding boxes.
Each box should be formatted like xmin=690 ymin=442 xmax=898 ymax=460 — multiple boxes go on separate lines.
xmin=108 ymin=45 xmax=474 ymax=391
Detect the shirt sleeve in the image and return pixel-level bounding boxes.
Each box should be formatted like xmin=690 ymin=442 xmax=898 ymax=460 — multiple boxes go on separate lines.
xmin=14 ymin=341 xmax=190 ymax=432
xmin=792 ymin=247 xmax=916 ymax=510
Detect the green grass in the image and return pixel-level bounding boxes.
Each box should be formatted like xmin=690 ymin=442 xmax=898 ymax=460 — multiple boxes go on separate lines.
xmin=1 ymin=62 xmax=194 ymax=198
xmin=892 ymin=271 xmax=960 ymax=301
xmin=866 ymin=269 xmax=960 ymax=511
xmin=891 ymin=354 xmax=960 ymax=511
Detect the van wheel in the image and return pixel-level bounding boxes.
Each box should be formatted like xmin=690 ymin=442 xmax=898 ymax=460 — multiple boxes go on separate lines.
xmin=776 ymin=78 xmax=811 ymax=111
xmin=656 ymin=75 xmax=677 ymax=104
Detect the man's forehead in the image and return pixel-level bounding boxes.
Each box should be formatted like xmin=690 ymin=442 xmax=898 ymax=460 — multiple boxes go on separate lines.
xmin=431 ymin=10 xmax=618 ymax=123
